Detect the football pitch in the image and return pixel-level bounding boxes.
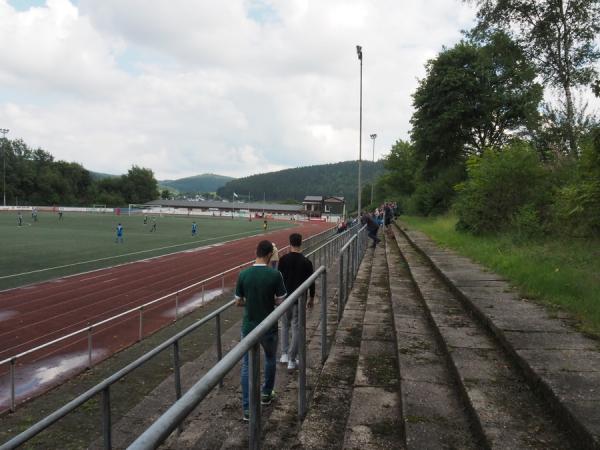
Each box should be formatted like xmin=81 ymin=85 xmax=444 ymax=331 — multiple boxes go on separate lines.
xmin=0 ymin=211 xmax=294 ymax=291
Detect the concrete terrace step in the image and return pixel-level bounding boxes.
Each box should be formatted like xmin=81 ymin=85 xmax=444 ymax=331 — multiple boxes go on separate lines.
xmin=384 ymin=235 xmax=479 ymax=449
xmin=342 ymin=242 xmax=403 ymax=449
xmin=298 ymin=248 xmax=375 ymax=449
xmin=392 ymin=224 xmax=587 ymax=449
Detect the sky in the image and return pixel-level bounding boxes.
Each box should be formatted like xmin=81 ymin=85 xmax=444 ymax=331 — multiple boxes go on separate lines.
xmin=0 ymin=0 xmax=478 ymax=179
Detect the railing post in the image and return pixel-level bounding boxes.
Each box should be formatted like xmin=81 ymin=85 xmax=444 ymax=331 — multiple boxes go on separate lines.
xmin=102 ymin=387 xmax=112 ymax=450
xmin=248 ymin=344 xmax=261 ymax=450
xmin=298 ymin=292 xmax=307 ymax=419
xmin=138 ymin=307 xmax=144 ymax=341
xmin=87 ymin=327 xmax=93 ymax=369
xmin=320 ymin=269 xmax=328 ymax=364
xmin=173 ymin=341 xmax=182 ymax=400
xmin=346 ymin=245 xmax=351 ymax=299
xmin=337 ymin=252 xmax=344 ymax=322
xmin=354 ymin=234 xmax=359 ymax=277
xmin=10 ymin=358 xmax=16 ymax=412
xmin=215 ymin=314 xmax=223 ymax=387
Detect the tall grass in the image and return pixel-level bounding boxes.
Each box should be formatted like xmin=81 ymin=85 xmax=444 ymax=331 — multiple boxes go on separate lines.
xmin=401 ymin=215 xmax=600 ymax=337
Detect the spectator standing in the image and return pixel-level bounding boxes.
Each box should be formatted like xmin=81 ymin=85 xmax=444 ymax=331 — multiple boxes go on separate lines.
xmin=384 ymin=203 xmax=392 ymax=229
xmin=271 ymin=243 xmax=279 ymax=269
xmin=235 ymin=240 xmax=286 ymax=421
xmin=277 ymin=233 xmax=315 ymax=370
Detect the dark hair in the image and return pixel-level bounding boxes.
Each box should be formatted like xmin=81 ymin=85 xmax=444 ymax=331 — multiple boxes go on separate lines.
xmin=256 ymin=240 xmax=274 ymax=258
xmin=289 ymin=233 xmax=303 ymax=247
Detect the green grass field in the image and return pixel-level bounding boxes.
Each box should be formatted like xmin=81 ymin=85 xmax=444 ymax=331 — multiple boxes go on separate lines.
xmin=401 ymin=215 xmax=600 ymax=337
xmin=0 ymin=211 xmax=294 ymax=291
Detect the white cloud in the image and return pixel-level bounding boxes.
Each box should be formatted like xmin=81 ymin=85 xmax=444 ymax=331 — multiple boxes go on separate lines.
xmin=0 ymin=0 xmax=479 ymax=179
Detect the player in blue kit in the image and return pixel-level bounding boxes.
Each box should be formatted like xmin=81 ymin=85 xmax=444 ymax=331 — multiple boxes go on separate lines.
xmin=115 ymin=223 xmax=124 ymax=243
xmin=192 ymin=221 xmax=198 ymax=236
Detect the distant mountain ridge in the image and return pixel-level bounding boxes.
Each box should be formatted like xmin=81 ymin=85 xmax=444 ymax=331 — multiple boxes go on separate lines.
xmin=217 ymin=160 xmax=384 ymax=208
xmin=160 ymin=173 xmax=235 ymax=193
xmin=90 ymin=171 xmax=119 ymax=180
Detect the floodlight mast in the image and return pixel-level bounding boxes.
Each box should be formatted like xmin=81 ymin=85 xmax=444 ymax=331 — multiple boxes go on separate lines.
xmin=0 ymin=128 xmax=9 ymax=207
xmin=370 ymin=133 xmax=377 ymax=205
xmin=356 ymin=45 xmax=363 ymax=217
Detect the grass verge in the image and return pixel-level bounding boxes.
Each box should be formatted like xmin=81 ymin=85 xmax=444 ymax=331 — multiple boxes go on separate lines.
xmin=400 ymin=215 xmax=600 ymax=337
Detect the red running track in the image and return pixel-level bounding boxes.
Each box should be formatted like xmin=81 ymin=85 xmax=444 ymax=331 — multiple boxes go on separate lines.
xmin=0 ymin=221 xmax=332 ymax=411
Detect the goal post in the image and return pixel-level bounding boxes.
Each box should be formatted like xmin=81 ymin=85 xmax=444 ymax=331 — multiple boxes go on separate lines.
xmin=128 ymin=204 xmax=162 ymax=216
xmin=92 ymin=204 xmax=107 ymax=213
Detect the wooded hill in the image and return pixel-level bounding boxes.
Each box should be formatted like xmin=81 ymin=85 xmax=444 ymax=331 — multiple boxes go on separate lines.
xmin=217 ymin=160 xmax=384 ymax=207
xmin=160 ymin=173 xmax=234 ymax=194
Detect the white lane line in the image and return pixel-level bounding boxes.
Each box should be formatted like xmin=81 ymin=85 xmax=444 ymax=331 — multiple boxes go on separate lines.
xmin=0 ymin=229 xmax=269 ymax=280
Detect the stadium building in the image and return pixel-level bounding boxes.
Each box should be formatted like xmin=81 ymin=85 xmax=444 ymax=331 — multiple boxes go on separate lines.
xmin=143 ymin=199 xmax=303 ymax=219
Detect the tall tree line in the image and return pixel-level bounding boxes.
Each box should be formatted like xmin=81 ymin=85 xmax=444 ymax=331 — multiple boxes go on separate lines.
xmin=374 ymin=0 xmax=600 ymax=223
xmin=0 ymin=138 xmax=159 ymax=206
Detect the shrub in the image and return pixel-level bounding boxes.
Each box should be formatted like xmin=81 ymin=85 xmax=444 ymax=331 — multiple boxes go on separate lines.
xmin=553 ymin=127 xmax=600 ymax=236
xmin=455 ymin=142 xmax=550 ymax=234
xmin=511 ymin=204 xmax=544 ymax=242
xmin=408 ymin=164 xmax=465 ymax=216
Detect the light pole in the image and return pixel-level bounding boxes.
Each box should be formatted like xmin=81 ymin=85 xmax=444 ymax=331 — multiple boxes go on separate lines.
xmin=0 ymin=128 xmax=8 ymax=207
xmin=356 ymin=45 xmax=363 ymax=217
xmin=370 ymin=133 xmax=377 ymax=205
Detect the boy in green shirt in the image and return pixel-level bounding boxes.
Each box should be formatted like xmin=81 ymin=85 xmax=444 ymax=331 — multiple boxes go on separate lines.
xmin=236 ymin=240 xmax=286 ymax=421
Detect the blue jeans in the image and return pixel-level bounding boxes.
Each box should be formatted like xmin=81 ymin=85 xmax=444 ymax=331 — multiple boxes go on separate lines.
xmin=240 ymin=328 xmax=278 ymax=411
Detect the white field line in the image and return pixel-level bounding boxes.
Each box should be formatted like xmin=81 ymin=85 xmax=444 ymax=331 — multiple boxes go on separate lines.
xmin=0 ymin=229 xmax=274 ymax=280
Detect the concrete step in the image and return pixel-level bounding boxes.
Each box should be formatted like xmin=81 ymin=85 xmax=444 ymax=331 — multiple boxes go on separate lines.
xmin=298 ymin=248 xmax=375 ymax=449
xmin=341 ymin=242 xmax=403 ymax=449
xmin=260 ymin=274 xmax=347 ymax=450
xmin=385 ymin=234 xmax=479 ymax=449
xmin=391 ymin=225 xmax=575 ymax=449
xmin=397 ymin=224 xmax=600 ymax=449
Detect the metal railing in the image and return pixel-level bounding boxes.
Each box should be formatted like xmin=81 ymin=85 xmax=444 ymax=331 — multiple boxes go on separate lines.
xmin=128 ymin=267 xmax=327 ymax=450
xmin=337 ymin=225 xmax=368 ymax=320
xmin=0 ymin=224 xmax=359 ymax=450
xmin=0 ymin=225 xmax=336 ymax=414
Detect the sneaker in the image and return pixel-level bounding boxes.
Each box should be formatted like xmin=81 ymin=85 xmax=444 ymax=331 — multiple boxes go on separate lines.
xmin=242 ymin=410 xmax=249 ymax=422
xmin=287 ymin=359 xmax=298 ymax=370
xmin=261 ymin=391 xmax=276 ymax=405
xmin=279 ymin=353 xmax=289 ymax=364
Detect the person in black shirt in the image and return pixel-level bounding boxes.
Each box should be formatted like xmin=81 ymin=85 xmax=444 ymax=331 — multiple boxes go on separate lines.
xmin=362 ymin=212 xmax=381 ymax=248
xmin=277 ymin=233 xmax=315 ymax=370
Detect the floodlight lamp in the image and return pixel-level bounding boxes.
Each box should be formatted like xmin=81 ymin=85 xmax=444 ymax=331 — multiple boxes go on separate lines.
xmin=356 ymin=45 xmax=362 ymax=60
xmin=370 ymin=134 xmax=377 ymax=140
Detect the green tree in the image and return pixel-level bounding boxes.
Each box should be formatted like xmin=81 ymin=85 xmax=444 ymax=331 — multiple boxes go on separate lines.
xmin=378 ymin=140 xmax=418 ymax=197
xmin=410 ymin=32 xmax=542 ymax=213
xmin=161 ymin=189 xmax=171 ymax=200
xmin=467 ymin=0 xmax=600 ymax=155
xmin=412 ymin=32 xmax=542 ymax=170
xmin=121 ymin=166 xmax=159 ymax=204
